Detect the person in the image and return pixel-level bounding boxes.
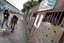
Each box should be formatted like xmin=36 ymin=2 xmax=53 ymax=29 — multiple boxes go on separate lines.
xmin=1 ymin=10 xmax=10 ymax=28
xmin=10 ymin=15 xmax=18 ymax=33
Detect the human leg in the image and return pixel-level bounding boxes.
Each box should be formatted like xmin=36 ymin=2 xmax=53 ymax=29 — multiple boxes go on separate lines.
xmin=6 ymin=19 xmax=8 ymax=27
xmin=1 ymin=19 xmax=6 ymax=28
xmin=11 ymin=23 xmax=15 ymax=33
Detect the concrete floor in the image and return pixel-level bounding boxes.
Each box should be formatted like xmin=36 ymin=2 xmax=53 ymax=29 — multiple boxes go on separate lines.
xmin=0 ymin=14 xmax=29 ymax=43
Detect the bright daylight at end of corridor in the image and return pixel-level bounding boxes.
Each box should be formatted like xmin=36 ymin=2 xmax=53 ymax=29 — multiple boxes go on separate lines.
xmin=0 ymin=0 xmax=64 ymax=43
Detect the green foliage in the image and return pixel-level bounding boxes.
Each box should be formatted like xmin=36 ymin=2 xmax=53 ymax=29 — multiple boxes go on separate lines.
xmin=31 ymin=0 xmax=34 ymax=2
xmin=38 ymin=0 xmax=42 ymax=3
xmin=21 ymin=1 xmax=39 ymax=12
xmin=32 ymin=1 xmax=39 ymax=7
xmin=22 ymin=8 xmax=25 ymax=12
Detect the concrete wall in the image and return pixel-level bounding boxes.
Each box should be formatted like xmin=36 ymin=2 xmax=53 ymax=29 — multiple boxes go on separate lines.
xmin=0 ymin=0 xmax=20 ymax=13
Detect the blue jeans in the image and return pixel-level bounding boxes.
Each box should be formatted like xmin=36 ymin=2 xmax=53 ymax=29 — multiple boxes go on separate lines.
xmin=1 ymin=19 xmax=8 ymax=28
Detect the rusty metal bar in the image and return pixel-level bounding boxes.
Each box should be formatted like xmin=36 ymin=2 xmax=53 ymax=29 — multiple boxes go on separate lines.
xmin=49 ymin=13 xmax=52 ymax=22
xmin=57 ymin=12 xmax=63 ymax=25
xmin=51 ymin=12 xmax=56 ymax=22
xmin=54 ymin=12 xmax=59 ymax=25
xmin=50 ymin=13 xmax=54 ymax=23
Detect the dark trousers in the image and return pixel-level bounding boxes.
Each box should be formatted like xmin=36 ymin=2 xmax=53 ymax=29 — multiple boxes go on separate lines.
xmin=11 ymin=23 xmax=15 ymax=33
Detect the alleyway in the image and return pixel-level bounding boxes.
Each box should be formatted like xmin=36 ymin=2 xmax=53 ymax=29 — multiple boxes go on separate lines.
xmin=0 ymin=16 xmax=29 ymax=43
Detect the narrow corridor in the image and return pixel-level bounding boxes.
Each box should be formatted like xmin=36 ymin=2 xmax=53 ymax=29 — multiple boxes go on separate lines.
xmin=0 ymin=18 xmax=29 ymax=43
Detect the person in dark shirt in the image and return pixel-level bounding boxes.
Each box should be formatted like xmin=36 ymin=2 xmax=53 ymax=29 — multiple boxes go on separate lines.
xmin=10 ymin=15 xmax=18 ymax=33
xmin=1 ymin=10 xmax=10 ymax=28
